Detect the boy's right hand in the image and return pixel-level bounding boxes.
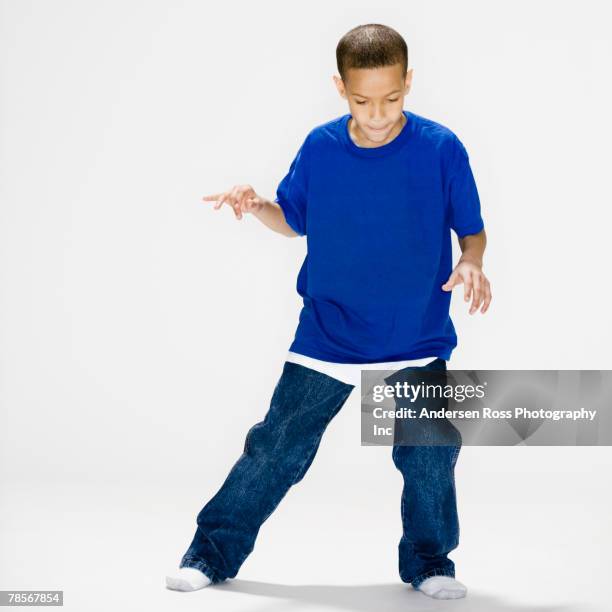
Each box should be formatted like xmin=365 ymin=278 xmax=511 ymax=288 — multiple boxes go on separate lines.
xmin=202 ymin=184 xmax=265 ymax=220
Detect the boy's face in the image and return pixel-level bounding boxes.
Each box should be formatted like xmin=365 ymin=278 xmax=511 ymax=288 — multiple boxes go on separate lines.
xmin=333 ymin=63 xmax=412 ymax=147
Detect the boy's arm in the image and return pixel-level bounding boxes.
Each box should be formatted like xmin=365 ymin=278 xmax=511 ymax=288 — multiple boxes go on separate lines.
xmin=252 ymin=198 xmax=300 ymax=238
xmin=441 ymin=228 xmax=492 ymax=314
xmin=458 ymin=228 xmax=486 ymax=267
xmin=203 ymin=133 xmax=311 ymax=238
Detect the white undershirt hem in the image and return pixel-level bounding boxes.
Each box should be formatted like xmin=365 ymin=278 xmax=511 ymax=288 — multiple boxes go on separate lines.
xmin=285 ymin=351 xmax=439 ymax=387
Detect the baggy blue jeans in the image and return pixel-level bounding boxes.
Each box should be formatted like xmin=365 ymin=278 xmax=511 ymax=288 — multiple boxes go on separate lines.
xmin=180 ymin=357 xmax=461 ymax=590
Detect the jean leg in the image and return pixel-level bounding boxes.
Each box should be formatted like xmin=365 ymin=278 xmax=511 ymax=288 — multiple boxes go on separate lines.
xmin=392 ymin=441 xmax=461 ymax=589
xmin=180 ymin=361 xmax=354 ymax=583
xmin=386 ymin=358 xmax=462 ymax=589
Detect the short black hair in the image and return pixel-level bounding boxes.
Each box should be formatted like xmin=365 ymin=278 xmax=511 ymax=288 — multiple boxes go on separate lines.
xmin=336 ymin=24 xmax=408 ymax=83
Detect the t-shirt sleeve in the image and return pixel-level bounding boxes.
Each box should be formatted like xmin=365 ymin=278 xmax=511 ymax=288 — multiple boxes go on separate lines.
xmin=446 ymin=135 xmax=485 ymax=238
xmin=274 ymin=134 xmax=311 ymax=237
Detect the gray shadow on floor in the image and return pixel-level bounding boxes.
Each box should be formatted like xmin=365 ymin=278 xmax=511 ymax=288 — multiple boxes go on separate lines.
xmin=205 ymin=580 xmax=592 ymax=612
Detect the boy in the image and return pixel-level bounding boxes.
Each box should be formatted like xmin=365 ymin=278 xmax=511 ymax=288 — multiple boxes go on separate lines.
xmin=166 ymin=23 xmax=491 ymax=600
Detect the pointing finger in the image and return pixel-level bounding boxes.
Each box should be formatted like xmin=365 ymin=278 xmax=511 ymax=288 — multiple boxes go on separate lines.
xmin=202 ymin=193 xmax=223 ymax=201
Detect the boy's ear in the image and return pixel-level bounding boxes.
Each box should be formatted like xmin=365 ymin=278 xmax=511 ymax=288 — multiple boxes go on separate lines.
xmin=404 ymin=68 xmax=413 ymax=93
xmin=332 ymin=74 xmax=346 ymax=98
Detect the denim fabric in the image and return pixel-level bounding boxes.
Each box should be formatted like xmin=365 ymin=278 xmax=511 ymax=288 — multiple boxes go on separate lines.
xmin=180 ymin=357 xmax=461 ymax=590
xmin=385 ymin=357 xmax=462 ymax=589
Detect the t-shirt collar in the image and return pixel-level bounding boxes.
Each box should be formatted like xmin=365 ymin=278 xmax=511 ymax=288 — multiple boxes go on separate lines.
xmin=340 ymin=109 xmax=412 ymax=158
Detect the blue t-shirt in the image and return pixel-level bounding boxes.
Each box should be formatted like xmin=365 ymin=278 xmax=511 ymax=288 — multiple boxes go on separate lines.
xmin=274 ymin=109 xmax=484 ymax=364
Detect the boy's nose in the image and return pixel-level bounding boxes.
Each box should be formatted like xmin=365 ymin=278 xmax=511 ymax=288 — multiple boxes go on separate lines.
xmin=369 ymin=109 xmax=386 ymax=122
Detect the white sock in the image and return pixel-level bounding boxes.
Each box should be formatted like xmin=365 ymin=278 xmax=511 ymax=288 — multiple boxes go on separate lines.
xmin=165 ymin=567 xmax=212 ymax=591
xmin=417 ymin=575 xmax=467 ymax=599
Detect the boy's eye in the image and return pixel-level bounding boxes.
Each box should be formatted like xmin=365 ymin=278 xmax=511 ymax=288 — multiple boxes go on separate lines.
xmin=355 ymin=99 xmax=399 ymax=105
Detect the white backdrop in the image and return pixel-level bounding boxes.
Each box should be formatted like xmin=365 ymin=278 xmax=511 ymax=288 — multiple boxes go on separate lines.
xmin=1 ymin=1 xmax=611 ymax=611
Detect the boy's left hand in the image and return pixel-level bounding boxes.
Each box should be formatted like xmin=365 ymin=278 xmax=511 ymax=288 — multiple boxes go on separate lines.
xmin=441 ymin=259 xmax=492 ymax=314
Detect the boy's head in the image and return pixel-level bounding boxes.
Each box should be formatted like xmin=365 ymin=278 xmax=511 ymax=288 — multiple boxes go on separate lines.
xmin=334 ymin=24 xmax=412 ymax=146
